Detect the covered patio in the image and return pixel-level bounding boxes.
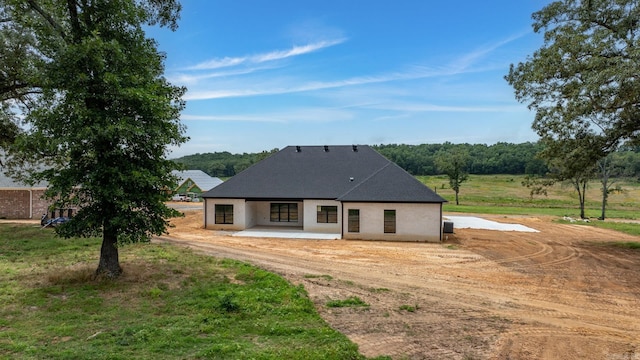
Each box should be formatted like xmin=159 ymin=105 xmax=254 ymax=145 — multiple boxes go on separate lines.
xmin=232 ymin=226 xmax=340 ymax=240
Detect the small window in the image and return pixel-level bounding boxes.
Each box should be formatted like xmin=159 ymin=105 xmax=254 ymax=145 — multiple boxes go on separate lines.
xmin=317 ymin=205 xmax=338 ymax=223
xmin=348 ymin=209 xmax=360 ymax=232
xmin=384 ymin=210 xmax=396 ymax=234
xmin=270 ymin=203 xmax=298 ymax=222
xmin=215 ymin=204 xmax=233 ymax=224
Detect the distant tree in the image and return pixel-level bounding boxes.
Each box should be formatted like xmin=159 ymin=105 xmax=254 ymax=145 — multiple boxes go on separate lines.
xmin=506 ymin=0 xmax=640 ymax=157
xmin=435 ymin=149 xmax=470 ymax=205
xmin=3 ymin=0 xmax=186 ymax=278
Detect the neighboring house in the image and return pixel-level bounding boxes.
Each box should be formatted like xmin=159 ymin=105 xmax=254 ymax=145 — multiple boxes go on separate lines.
xmin=171 ymin=170 xmax=223 ymax=199
xmin=202 ymin=145 xmax=447 ymax=242
xmin=0 ymin=171 xmax=50 ymax=219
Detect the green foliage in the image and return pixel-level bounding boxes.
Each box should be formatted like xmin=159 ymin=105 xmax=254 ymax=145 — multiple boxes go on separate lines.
xmin=326 ymin=296 xmax=370 ymax=308
xmin=0 ymin=224 xmax=368 ymax=359
xmin=173 ymin=148 xmax=279 ymax=177
xmin=375 ymin=142 xmax=549 ymax=176
xmin=521 ymin=175 xmax=555 ymax=199
xmin=2 ymin=0 xmax=188 ymax=276
xmin=173 ymin=142 xmax=640 ymax=180
xmin=506 ymin=0 xmax=640 ymax=152
xmin=435 ymin=148 xmax=470 ymax=205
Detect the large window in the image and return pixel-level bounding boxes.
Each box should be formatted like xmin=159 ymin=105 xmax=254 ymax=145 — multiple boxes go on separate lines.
xmin=317 ymin=205 xmax=338 ymax=223
xmin=384 ymin=210 xmax=396 ymax=234
xmin=215 ymin=204 xmax=233 ymax=224
xmin=270 ymin=203 xmax=298 ymax=222
xmin=348 ymin=209 xmax=360 ymax=232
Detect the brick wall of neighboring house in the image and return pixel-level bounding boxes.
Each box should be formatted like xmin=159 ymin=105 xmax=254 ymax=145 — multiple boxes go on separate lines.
xmin=0 ymin=189 xmax=51 ymax=219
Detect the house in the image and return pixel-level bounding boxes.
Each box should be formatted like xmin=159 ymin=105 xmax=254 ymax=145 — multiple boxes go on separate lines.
xmin=171 ymin=170 xmax=223 ymax=200
xmin=202 ymin=145 xmax=447 ymax=242
xmin=0 ymin=171 xmax=50 ymax=219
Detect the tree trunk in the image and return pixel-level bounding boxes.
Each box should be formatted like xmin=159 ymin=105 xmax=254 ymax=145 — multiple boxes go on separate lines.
xmin=455 ymin=190 xmax=459 ymax=205
xmin=600 ymin=182 xmax=608 ymax=221
xmin=599 ymin=159 xmax=610 ymax=221
xmin=96 ymin=225 xmax=122 ymax=278
xmin=578 ymin=179 xmax=587 ymax=219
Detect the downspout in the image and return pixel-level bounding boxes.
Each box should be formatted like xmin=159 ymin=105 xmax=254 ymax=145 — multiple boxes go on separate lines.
xmin=29 ymin=189 xmax=33 ymax=219
xmin=439 ymin=203 xmax=443 ymax=242
xmin=203 ymin=198 xmax=207 ymax=228
xmin=340 ymin=202 xmax=344 ymax=239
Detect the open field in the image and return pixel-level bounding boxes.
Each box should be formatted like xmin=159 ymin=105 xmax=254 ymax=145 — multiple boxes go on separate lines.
xmin=159 ymin=209 xmax=640 ymax=359
xmin=419 ymin=174 xmax=640 ymax=219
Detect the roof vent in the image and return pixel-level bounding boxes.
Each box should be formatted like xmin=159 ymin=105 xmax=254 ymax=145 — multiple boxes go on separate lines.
xmin=324 ymin=145 xmax=329 ymax=152
xmin=295 ymin=146 xmax=301 ymax=152
xmin=349 ymin=177 xmax=354 ymax=182
xmin=352 ymin=145 xmax=358 ymax=152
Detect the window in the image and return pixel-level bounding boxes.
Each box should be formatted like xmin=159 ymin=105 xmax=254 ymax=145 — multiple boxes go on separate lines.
xmin=215 ymin=204 xmax=233 ymax=224
xmin=384 ymin=210 xmax=396 ymax=234
xmin=317 ymin=206 xmax=338 ymax=223
xmin=270 ymin=203 xmax=298 ymax=222
xmin=348 ymin=209 xmax=360 ymax=232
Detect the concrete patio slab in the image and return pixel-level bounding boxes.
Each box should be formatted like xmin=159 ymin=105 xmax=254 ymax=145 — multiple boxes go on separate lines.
xmin=444 ymin=216 xmax=539 ymax=233
xmin=233 ymin=227 xmax=340 ymax=240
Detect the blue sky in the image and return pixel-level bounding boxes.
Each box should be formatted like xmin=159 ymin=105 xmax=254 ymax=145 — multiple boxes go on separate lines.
xmin=149 ymin=1 xmax=552 ymax=157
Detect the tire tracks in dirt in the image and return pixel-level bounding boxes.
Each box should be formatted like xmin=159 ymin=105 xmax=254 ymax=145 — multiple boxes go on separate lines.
xmin=159 ymin=213 xmax=640 ymax=359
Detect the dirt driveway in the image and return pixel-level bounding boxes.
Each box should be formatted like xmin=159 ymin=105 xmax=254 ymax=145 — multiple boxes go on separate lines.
xmin=157 ymin=210 xmax=640 ymax=360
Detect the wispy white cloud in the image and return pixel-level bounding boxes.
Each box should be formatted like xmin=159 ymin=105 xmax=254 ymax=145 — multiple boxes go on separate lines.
xmin=182 ymin=33 xmax=524 ymax=101
xmin=364 ymin=102 xmax=525 ymax=113
xmin=181 ymin=107 xmax=354 ymax=123
xmin=183 ymin=67 xmax=448 ymax=100
xmin=448 ymin=31 xmax=530 ymax=72
xmin=185 ymin=38 xmax=346 ymax=70
xmin=168 ymin=64 xmax=280 ymax=85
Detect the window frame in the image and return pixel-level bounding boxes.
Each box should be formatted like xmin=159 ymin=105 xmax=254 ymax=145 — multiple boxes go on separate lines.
xmin=214 ymin=204 xmax=234 ymax=224
xmin=270 ymin=203 xmax=299 ymax=222
xmin=347 ymin=209 xmax=360 ymax=233
xmin=316 ymin=205 xmax=338 ymax=224
xmin=384 ymin=209 xmax=396 ymax=234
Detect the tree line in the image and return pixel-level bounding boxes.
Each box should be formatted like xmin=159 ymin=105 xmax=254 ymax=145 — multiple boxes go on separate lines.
xmin=173 ymin=142 xmax=640 ymax=178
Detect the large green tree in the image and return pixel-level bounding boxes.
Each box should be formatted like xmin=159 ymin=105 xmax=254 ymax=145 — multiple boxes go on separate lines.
xmin=506 ymin=0 xmax=640 ymax=153
xmin=2 ymin=0 xmax=186 ymax=278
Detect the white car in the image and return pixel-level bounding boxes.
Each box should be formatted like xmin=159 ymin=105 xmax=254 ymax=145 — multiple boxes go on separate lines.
xmin=171 ymin=194 xmax=191 ymax=202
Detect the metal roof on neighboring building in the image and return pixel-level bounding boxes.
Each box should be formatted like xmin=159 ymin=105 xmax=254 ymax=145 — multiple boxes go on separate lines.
xmin=171 ymin=170 xmax=223 ymax=192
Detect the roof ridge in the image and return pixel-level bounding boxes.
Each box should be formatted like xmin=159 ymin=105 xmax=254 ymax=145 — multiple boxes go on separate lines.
xmin=336 ymin=161 xmax=391 ymax=200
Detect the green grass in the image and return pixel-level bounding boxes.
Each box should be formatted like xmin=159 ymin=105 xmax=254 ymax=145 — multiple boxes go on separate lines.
xmin=418 ymin=174 xmax=640 ymax=220
xmin=0 ymin=224 xmax=374 ymax=360
xmin=398 ymin=304 xmax=418 ymax=312
xmin=611 ymin=242 xmax=640 ymax=249
xmin=325 ymin=297 xmax=370 ymax=309
xmin=557 ymin=219 xmax=640 ymax=237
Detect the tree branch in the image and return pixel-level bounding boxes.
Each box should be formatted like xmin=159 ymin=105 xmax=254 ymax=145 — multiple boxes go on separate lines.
xmin=26 ymin=0 xmax=68 ymax=41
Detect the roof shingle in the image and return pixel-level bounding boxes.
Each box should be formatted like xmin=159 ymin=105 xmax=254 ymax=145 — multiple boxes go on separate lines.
xmin=202 ymin=145 xmax=446 ymax=203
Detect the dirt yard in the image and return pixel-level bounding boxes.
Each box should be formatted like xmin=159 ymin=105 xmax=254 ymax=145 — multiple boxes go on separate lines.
xmin=158 ymin=209 xmax=640 ymax=360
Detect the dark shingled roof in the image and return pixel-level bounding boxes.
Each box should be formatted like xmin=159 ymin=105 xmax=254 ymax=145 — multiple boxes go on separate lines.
xmin=202 ymin=145 xmax=446 ymax=203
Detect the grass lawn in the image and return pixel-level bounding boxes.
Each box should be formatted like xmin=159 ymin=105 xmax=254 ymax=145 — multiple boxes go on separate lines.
xmin=417 ymin=174 xmax=640 ymax=236
xmin=0 ymin=224 xmax=378 ymax=360
xmin=419 ymin=174 xmax=640 ymax=220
